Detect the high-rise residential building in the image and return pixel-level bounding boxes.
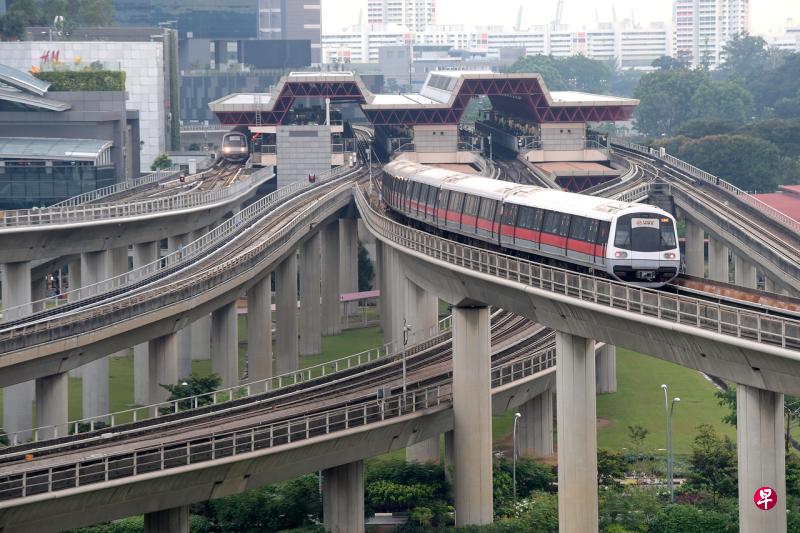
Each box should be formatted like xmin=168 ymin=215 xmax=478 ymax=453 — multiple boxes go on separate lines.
xmin=367 ymin=0 xmax=436 ymax=32
xmin=673 ymin=0 xmax=750 ymax=67
xmin=258 ymin=0 xmax=322 ymax=63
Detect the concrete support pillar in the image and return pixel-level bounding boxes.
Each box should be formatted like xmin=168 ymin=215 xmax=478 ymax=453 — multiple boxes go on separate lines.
xmin=190 ymin=228 xmax=211 ymax=362
xmin=168 ymin=235 xmax=192 ymax=378
xmin=2 ymin=261 xmax=34 ymax=438
xmin=734 ymin=255 xmax=758 ymax=290
xmin=596 ymin=344 xmax=617 ymax=394
xmin=323 ymin=460 xmax=364 ymax=533
xmin=80 ymin=251 xmax=109 ymax=420
xmin=321 ymin=223 xmax=340 ymax=336
xmin=247 ymin=275 xmax=272 ymax=389
xmin=452 ymin=305 xmax=492 ymax=526
xmin=708 ymin=237 xmax=729 ymax=283
xmin=556 ymin=331 xmax=598 ymax=533
xmin=405 ymin=280 xmax=438 ymax=344
xmin=133 ymin=242 xmax=159 ymax=405
xmin=380 ymin=245 xmax=406 ymax=347
xmin=406 ymin=437 xmax=440 ymax=464
xmin=444 ymin=430 xmax=455 ymax=484
xmin=211 ymin=302 xmax=238 ymax=388
xmin=519 ymin=389 xmax=554 ymax=458
xmin=684 ymin=218 xmax=705 ymax=278
xmin=765 ymin=277 xmax=777 ymax=293
xmin=31 ymin=275 xmax=47 ymax=313
xmin=148 ymin=334 xmax=178 ymax=404
xmin=737 ymin=385 xmax=786 ymax=532
xmin=108 ymin=247 xmax=130 ymax=360
xmin=35 ymin=373 xmax=68 ymax=440
xmin=299 ymin=233 xmax=322 ymax=356
xmin=339 ymin=218 xmax=358 ymax=319
xmin=144 ymin=506 xmax=190 ymax=533
xmin=67 ymin=261 xmax=82 ymax=378
xmin=276 ymin=253 xmax=299 ymax=375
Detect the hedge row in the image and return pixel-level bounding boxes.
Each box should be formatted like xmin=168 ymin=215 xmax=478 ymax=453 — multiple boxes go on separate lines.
xmin=35 ymin=70 xmax=126 ymax=92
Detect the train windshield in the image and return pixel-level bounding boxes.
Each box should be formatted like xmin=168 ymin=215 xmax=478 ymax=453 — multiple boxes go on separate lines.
xmin=613 ymin=213 xmax=677 ymax=252
xmin=226 ymin=136 xmax=244 ymax=147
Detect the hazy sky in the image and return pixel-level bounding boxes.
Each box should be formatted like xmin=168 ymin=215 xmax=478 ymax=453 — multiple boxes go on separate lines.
xmin=322 ymin=0 xmax=800 ymax=36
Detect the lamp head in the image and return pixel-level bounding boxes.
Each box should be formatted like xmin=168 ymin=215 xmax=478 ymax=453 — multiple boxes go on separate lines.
xmin=514 ymin=412 xmax=521 ymax=418
xmin=661 ymin=384 xmax=667 ymax=389
xmin=674 ymin=397 xmax=681 ymax=402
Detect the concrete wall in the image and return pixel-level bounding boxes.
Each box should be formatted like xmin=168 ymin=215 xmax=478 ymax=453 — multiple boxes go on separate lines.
xmin=413 ymin=125 xmax=458 ymax=153
xmin=540 ymin=122 xmax=586 ymax=151
xmin=0 ymin=41 xmax=166 ymax=169
xmin=276 ymin=125 xmax=332 ymax=186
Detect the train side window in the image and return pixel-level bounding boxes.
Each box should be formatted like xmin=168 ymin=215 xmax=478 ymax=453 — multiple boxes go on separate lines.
xmin=586 ymin=219 xmax=600 ymax=244
xmin=501 ymin=203 xmax=518 ymax=226
xmin=542 ymin=211 xmax=561 ymax=234
xmin=559 ymin=215 xmax=571 ymax=237
xmin=427 ymin=186 xmax=438 ymax=212
xmin=464 ymin=194 xmax=480 ymax=216
xmin=479 ymin=198 xmax=496 ymax=221
xmin=597 ymin=221 xmax=611 ymax=244
xmin=531 ymin=208 xmax=543 ymax=231
xmin=439 ymin=189 xmax=449 ymax=214
xmin=449 ymin=191 xmax=464 ymax=214
xmin=403 ymin=180 xmax=413 ymax=206
xmin=569 ymin=217 xmax=590 ymax=241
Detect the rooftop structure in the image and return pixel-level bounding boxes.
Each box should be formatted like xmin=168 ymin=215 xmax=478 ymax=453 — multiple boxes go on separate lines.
xmin=210 ymin=70 xmax=638 ymax=127
xmin=0 ymin=137 xmax=113 ymax=164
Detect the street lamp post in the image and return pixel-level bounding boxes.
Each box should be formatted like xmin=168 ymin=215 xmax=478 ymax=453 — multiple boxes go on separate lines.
xmin=402 ymin=319 xmax=411 ymax=404
xmin=661 ymin=384 xmax=681 ymax=503
xmin=512 ymin=412 xmax=522 ymax=505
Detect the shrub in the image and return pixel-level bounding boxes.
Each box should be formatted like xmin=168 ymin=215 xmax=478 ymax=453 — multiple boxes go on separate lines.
xmin=35 ymin=70 xmax=126 ymax=92
xmin=648 ymin=504 xmax=737 ymax=533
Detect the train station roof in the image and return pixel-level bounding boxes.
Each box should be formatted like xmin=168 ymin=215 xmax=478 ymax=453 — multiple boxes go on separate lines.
xmin=0 ymin=63 xmax=71 ymax=112
xmin=0 ymin=137 xmax=113 ymax=162
xmin=210 ymin=70 xmax=638 ymax=127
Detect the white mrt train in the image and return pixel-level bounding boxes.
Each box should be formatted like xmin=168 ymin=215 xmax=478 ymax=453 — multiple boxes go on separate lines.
xmin=382 ymin=161 xmax=680 ymax=288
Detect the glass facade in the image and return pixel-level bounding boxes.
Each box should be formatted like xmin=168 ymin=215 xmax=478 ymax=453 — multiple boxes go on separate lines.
xmin=0 ymin=163 xmax=116 ymax=209
xmin=113 ymin=0 xmax=259 ymax=39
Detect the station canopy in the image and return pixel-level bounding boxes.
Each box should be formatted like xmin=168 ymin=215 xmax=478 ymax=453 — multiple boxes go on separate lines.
xmin=0 ymin=63 xmax=70 ymax=112
xmin=210 ymin=70 xmax=638 ymax=127
xmin=0 ymin=137 xmax=113 ymax=164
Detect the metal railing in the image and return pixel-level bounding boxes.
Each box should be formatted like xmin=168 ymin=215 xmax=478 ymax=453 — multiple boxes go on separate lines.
xmin=48 ymin=166 xmax=182 ymax=207
xmin=355 ymin=188 xmax=800 ymax=351
xmin=611 ymin=181 xmax=652 ymax=203
xmin=0 ymin=333 xmax=555 ymax=501
xmin=613 ymin=139 xmax=800 ymax=235
xmin=1 ymin=315 xmax=453 ymax=445
xmin=1 ymin=166 xmax=349 ymax=320
xmin=0 ymin=384 xmax=452 ymax=502
xmin=0 ymin=166 xmax=271 ymax=229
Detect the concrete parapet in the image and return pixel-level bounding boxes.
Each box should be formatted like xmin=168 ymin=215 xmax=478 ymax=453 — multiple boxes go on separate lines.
xmin=556 ymin=331 xmax=598 ymax=533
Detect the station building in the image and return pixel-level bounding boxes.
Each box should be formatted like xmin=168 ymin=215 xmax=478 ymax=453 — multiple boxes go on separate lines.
xmin=0 ymin=64 xmax=139 ymax=209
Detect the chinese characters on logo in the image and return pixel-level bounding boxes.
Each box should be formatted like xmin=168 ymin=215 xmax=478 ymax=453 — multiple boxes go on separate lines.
xmin=753 ymin=486 xmax=777 ymax=511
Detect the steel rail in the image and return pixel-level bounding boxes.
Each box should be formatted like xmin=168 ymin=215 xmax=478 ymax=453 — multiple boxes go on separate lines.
xmin=354 ymin=187 xmax=800 ymax=350
xmin=48 ymin=165 xmax=182 ymax=208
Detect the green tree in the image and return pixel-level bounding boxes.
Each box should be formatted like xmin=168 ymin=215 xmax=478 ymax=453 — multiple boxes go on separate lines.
xmin=677 ymin=118 xmax=738 ymax=139
xmin=752 ymin=52 xmax=800 ymax=115
xmin=677 ymin=134 xmax=785 ymax=192
xmin=687 ymin=424 xmax=738 ymax=502
xmin=357 ymin=241 xmax=374 ymax=291
xmin=504 ymin=55 xmax=566 ymax=90
xmin=651 ymin=55 xmax=689 ymax=71
xmin=714 ymin=385 xmax=738 ymax=426
xmin=633 ymin=69 xmax=709 ymax=137
xmin=150 ymin=153 xmax=173 ymax=171
xmin=160 ymin=373 xmax=221 ymax=411
xmin=514 ymin=491 xmax=559 ymax=533
xmin=744 ymin=118 xmax=800 ymax=158
xmin=719 ymin=33 xmax=771 ymax=84
xmin=76 ymin=0 xmax=113 ymax=26
xmin=597 ymin=448 xmax=626 ymax=485
xmin=557 ymin=54 xmax=613 ymax=93
xmin=689 ymin=79 xmax=753 ymax=125
xmin=496 ymin=457 xmax=555 ymax=496
xmin=1 ymin=0 xmax=42 ymax=39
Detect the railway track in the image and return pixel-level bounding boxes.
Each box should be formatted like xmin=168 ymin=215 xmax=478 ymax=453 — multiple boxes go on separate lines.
xmin=0 ymin=312 xmax=547 ymax=495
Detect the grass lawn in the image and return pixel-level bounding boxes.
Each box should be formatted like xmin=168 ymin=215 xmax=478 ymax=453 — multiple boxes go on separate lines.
xmin=596 ymin=348 xmax=735 ymax=456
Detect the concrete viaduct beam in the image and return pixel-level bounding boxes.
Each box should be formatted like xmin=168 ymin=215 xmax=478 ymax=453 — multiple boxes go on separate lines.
xmin=144 ymin=506 xmax=190 ymax=533
xmin=276 ymin=253 xmax=299 ymax=374
xmin=452 ymin=305 xmax=493 ymax=526
xmin=557 ymin=331 xmax=598 ymax=533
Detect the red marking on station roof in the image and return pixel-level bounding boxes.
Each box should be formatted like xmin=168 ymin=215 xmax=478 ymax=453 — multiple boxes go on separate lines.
xmin=754 ymin=186 xmax=800 ymax=223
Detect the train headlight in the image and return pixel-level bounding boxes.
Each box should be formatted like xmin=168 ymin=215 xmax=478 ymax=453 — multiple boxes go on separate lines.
xmin=663 ymin=252 xmax=677 ymax=260
xmin=224 ymin=147 xmax=231 ymax=153
xmin=614 ymin=251 xmax=628 ymax=259
xmin=240 ymin=147 xmax=246 ymax=152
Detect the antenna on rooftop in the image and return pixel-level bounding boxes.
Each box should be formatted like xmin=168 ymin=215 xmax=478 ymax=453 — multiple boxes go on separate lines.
xmin=515 ymin=5 xmax=523 ymax=31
